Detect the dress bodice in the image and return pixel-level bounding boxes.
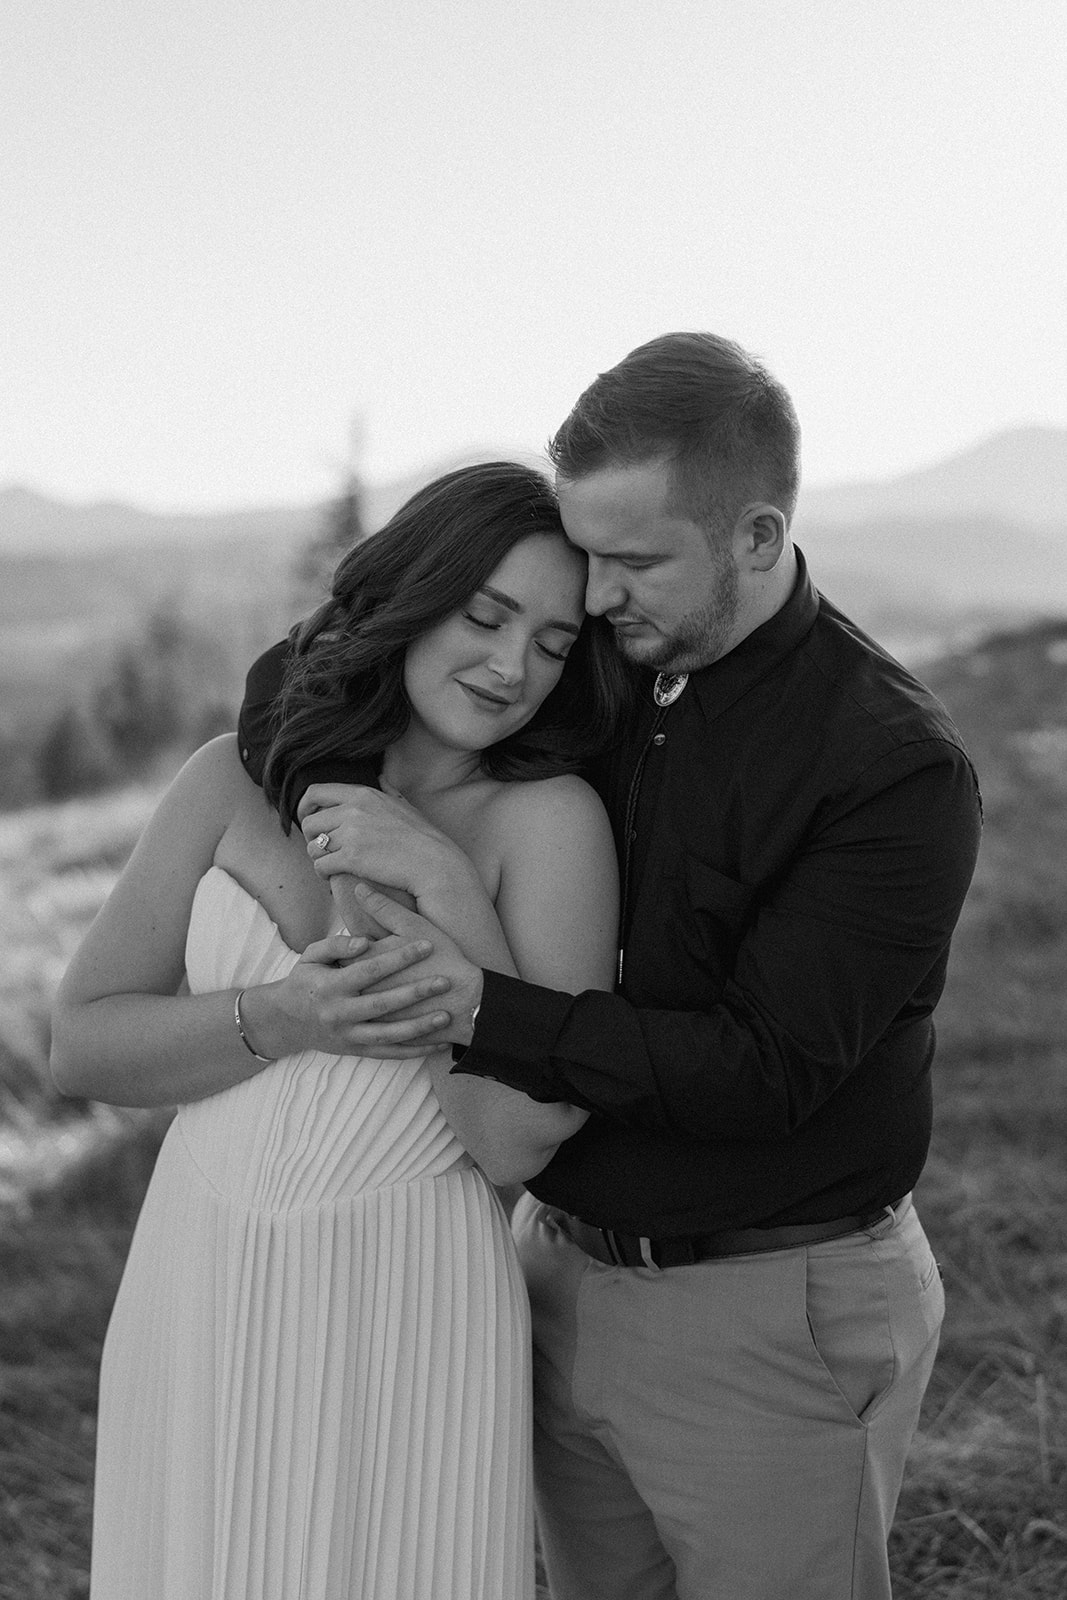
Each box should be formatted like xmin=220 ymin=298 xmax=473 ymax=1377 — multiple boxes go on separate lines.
xmin=176 ymin=865 xmax=472 ymax=1209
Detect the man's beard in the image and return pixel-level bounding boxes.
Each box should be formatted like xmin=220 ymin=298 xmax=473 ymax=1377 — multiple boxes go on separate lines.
xmin=612 ymin=557 xmax=740 ymax=674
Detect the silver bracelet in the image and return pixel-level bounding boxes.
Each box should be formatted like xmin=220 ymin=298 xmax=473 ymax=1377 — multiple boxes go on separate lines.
xmin=234 ymin=989 xmax=276 ymax=1063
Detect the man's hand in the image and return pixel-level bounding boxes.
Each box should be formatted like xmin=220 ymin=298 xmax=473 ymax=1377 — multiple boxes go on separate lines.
xmin=332 ymin=881 xmax=485 ymax=1051
xmin=260 ymin=929 xmax=456 ymax=1060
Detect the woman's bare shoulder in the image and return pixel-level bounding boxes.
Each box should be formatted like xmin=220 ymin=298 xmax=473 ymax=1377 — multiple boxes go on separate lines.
xmin=173 ymin=730 xmax=245 ymax=784
xmin=480 ymin=775 xmax=614 ymax=876
xmin=142 ymin=734 xmax=265 ymax=854
xmin=487 ymin=772 xmax=609 ymax=831
xmin=177 ymin=732 xmax=273 ymax=809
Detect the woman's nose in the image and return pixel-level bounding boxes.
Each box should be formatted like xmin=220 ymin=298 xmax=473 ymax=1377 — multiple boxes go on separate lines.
xmin=487 ymin=638 xmax=526 ymax=685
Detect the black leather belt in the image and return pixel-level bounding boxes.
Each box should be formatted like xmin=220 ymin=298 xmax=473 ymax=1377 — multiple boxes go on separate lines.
xmin=549 ymin=1197 xmax=908 ymax=1271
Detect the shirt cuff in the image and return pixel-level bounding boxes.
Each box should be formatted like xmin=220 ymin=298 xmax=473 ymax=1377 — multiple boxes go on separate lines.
xmin=448 ymin=968 xmax=575 ymax=1101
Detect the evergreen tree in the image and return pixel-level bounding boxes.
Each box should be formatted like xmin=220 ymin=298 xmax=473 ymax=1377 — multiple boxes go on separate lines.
xmin=37 ymin=704 xmax=115 ymax=798
xmin=295 ymin=472 xmax=368 ymax=600
xmin=93 ymin=644 xmax=158 ymax=768
xmin=294 ymin=416 xmax=370 ymax=604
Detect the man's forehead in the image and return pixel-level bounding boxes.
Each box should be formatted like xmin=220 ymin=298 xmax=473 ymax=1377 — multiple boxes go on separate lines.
xmin=555 ymin=457 xmax=674 ymax=501
xmin=557 ymin=462 xmax=699 ymax=551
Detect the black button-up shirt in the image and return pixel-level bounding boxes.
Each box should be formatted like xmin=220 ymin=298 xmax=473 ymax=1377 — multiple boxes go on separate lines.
xmin=459 ymin=551 xmax=982 ymax=1234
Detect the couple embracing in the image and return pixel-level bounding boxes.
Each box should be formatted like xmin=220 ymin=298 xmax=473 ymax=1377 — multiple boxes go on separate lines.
xmin=53 ymin=331 xmax=981 ymax=1600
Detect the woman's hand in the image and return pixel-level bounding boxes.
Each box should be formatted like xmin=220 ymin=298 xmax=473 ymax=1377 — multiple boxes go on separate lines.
xmin=297 ymin=783 xmax=476 ymax=907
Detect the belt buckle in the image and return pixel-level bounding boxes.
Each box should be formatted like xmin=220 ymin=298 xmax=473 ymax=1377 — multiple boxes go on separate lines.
xmin=862 ymin=1202 xmax=901 ymax=1239
xmin=638 ymin=1235 xmax=659 ymax=1271
xmin=598 ymin=1227 xmax=624 ymax=1266
xmin=598 ymin=1228 xmax=660 ymax=1270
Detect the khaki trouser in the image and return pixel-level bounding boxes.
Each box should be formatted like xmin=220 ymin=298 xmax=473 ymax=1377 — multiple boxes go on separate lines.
xmin=513 ymin=1193 xmax=943 ymax=1600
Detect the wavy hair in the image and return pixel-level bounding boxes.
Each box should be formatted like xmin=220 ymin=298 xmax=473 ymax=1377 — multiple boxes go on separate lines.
xmin=263 ymin=461 xmax=634 ymax=826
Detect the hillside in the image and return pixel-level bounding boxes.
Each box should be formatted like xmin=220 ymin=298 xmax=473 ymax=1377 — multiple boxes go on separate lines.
xmin=2 ymin=428 xmax=1066 ymax=733
xmin=0 ymin=447 xmax=536 ymax=554
xmin=0 ymin=535 xmax=300 ymax=734
xmin=0 ymin=454 xmax=544 ymax=733
xmin=918 ymin=617 xmax=1067 ymax=1061
xmin=793 ymin=425 xmax=1067 ymax=653
xmin=797 ymin=425 xmax=1067 ymax=530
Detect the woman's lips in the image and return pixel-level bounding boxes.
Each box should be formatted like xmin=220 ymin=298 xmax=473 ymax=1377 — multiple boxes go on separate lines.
xmin=457 ymin=681 xmax=515 ymax=711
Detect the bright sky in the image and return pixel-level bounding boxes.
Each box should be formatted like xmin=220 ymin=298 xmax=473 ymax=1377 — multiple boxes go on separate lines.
xmin=2 ymin=0 xmax=1065 ymax=510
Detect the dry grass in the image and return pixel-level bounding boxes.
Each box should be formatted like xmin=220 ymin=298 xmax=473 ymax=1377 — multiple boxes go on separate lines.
xmin=887 ymin=1052 xmax=1067 ymax=1597
xmin=4 ymin=1054 xmax=1061 ymax=1599
xmin=0 ymin=1115 xmax=168 ymax=1599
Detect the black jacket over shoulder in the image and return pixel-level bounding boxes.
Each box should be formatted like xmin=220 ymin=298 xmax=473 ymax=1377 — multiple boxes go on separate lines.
xmin=236 ymin=552 xmax=982 ymax=1237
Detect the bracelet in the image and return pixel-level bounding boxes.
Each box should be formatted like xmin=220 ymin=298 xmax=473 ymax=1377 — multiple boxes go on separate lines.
xmin=234 ymin=989 xmax=276 ymax=1063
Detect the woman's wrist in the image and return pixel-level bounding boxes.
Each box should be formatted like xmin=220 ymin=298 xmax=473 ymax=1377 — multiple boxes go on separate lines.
xmin=233 ymin=981 xmax=296 ymax=1063
xmin=234 ymin=989 xmax=276 ymax=1062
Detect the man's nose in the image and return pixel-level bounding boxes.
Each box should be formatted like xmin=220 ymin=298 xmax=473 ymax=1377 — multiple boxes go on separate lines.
xmin=585 ymin=559 xmax=624 ymax=616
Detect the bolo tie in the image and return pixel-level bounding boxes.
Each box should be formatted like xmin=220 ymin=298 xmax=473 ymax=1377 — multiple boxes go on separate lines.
xmin=616 ymin=670 xmax=689 ymax=986
xmin=652 ymin=671 xmax=689 ymax=707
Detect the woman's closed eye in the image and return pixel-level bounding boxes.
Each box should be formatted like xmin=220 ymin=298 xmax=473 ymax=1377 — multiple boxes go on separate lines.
xmin=463 ymin=611 xmax=570 ymax=664
xmin=537 ymin=640 xmax=570 ymax=663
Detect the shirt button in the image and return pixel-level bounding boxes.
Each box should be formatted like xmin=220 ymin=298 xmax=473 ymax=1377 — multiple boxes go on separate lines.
xmin=652 ymin=733 xmax=666 ymax=746
xmin=629 ymin=828 xmax=638 ymax=842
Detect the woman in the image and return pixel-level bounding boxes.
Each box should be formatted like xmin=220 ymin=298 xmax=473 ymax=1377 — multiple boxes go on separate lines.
xmin=51 ymin=462 xmax=630 ymax=1600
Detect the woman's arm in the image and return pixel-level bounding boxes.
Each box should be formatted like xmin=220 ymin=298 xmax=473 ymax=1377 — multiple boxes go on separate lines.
xmin=50 ymin=738 xmax=455 ymax=1107
xmin=300 ymin=782 xmax=519 ymax=974
xmin=426 ymin=776 xmax=618 ymax=1184
xmin=316 ymin=776 xmax=618 ymax=1182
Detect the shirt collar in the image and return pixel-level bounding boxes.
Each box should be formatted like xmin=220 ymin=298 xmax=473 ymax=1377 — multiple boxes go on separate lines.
xmin=684 ymin=544 xmax=820 ymax=723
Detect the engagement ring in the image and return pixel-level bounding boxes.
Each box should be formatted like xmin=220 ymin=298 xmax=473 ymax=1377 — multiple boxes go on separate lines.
xmin=312 ymin=832 xmax=331 ymax=853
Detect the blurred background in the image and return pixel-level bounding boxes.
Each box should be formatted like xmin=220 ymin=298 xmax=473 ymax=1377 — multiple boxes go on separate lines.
xmin=1 ymin=3 xmax=1065 ymax=1595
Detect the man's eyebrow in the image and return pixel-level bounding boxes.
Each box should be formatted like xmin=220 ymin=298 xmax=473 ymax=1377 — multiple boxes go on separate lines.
xmin=478 ymin=584 xmax=581 ymax=634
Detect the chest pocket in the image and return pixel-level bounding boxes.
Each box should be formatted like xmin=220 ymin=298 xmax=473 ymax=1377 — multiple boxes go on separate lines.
xmin=628 ymin=853 xmax=756 ymax=1007
xmin=679 ymin=854 xmax=756 ymax=975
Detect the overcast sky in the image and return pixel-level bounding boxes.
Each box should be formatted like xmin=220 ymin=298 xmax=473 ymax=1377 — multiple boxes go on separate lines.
xmin=2 ymin=0 xmax=1064 ymax=510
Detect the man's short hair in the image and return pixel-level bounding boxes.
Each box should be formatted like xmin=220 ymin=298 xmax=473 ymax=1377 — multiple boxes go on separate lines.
xmin=549 ymin=331 xmax=801 ymax=531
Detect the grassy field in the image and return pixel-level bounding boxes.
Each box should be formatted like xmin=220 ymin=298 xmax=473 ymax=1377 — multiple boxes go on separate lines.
xmin=2 ymin=624 xmax=1066 ymax=1596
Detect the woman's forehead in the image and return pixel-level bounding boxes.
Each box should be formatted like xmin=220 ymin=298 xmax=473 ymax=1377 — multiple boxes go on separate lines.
xmin=480 ymin=534 xmax=586 ymax=619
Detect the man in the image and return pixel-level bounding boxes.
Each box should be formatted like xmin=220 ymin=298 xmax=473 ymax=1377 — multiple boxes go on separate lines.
xmin=238 ymin=332 xmax=981 ymax=1598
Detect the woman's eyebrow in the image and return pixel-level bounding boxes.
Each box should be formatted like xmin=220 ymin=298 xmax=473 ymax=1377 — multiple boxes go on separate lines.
xmin=477 ymin=584 xmax=581 ymax=634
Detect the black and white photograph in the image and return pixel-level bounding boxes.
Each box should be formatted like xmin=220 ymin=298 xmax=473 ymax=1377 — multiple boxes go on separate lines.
xmin=1 ymin=3 xmax=1065 ymax=1596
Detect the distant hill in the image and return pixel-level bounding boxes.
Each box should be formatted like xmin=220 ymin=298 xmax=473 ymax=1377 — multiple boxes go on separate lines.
xmin=797 ymin=426 xmax=1067 ymax=531
xmin=0 ymin=447 xmax=544 ymax=555
xmin=1 ymin=429 xmax=1065 ymax=710
xmin=0 ymin=451 xmax=545 ymax=734
xmin=799 ymin=510 xmax=1067 ymax=656
xmin=789 ymin=425 xmax=1067 ymax=655
xmin=0 ymin=484 xmax=321 ymax=555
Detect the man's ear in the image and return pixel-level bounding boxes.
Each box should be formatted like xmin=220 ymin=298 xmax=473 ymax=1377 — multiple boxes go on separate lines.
xmin=735 ymin=502 xmax=787 ymax=570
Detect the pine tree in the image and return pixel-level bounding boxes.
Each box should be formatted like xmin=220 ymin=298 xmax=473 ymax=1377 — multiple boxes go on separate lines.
xmin=294 ymin=415 xmax=370 ymax=605
xmin=37 ymin=704 xmax=115 ymax=798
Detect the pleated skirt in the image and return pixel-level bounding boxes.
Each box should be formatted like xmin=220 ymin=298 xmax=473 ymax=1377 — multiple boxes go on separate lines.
xmin=90 ymin=1121 xmax=534 ymax=1599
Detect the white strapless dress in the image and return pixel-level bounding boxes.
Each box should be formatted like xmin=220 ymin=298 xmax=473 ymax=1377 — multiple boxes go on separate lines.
xmin=91 ymin=865 xmax=533 ymax=1599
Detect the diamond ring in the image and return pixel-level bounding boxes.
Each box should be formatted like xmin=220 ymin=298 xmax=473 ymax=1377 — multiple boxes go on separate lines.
xmin=311 ymin=832 xmax=331 ymax=854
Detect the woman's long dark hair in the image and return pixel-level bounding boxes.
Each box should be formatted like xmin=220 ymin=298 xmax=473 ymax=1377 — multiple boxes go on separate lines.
xmin=263 ymin=461 xmax=635 ymax=826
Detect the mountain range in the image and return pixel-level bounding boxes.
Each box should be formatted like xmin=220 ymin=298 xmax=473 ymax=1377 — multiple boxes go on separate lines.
xmin=1 ymin=427 xmax=1065 ymax=709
